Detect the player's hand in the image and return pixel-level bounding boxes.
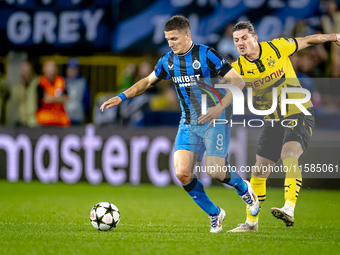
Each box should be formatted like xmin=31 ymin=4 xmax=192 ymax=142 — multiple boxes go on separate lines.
xmin=100 ymin=96 xmax=122 ymax=112
xmin=198 ymin=104 xmax=224 ymax=127
xmin=334 ymin=33 xmax=340 ymax=47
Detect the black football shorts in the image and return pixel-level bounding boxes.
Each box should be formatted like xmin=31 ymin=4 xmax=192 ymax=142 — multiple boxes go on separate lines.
xmin=256 ymin=108 xmax=315 ymax=163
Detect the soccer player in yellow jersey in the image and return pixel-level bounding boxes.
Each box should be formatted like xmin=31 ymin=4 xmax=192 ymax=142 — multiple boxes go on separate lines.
xmin=228 ymin=21 xmax=340 ymax=231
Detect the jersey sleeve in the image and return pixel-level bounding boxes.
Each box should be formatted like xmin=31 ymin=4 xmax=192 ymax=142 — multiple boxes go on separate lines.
xmin=270 ymin=37 xmax=298 ymax=57
xmin=207 ymin=47 xmax=232 ymax=77
xmin=231 ymin=60 xmax=239 ymax=74
xmin=154 ymin=57 xmax=171 ymax=80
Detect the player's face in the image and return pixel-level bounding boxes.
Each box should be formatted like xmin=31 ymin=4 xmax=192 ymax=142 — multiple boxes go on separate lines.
xmin=233 ymin=29 xmax=258 ymax=56
xmin=164 ymin=30 xmax=191 ymax=55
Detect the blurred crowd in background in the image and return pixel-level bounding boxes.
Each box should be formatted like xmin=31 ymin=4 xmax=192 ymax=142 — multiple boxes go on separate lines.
xmin=0 ymin=0 xmax=339 ymax=128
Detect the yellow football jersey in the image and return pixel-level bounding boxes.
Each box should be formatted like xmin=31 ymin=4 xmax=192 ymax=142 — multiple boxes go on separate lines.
xmin=231 ymin=37 xmax=313 ymax=119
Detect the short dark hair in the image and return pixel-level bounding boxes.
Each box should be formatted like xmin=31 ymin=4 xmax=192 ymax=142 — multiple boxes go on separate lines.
xmin=232 ymin=21 xmax=256 ymax=36
xmin=164 ymin=15 xmax=190 ymax=33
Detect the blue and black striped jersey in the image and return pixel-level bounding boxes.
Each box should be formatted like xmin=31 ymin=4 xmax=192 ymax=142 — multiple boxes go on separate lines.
xmin=154 ymin=43 xmax=233 ymax=125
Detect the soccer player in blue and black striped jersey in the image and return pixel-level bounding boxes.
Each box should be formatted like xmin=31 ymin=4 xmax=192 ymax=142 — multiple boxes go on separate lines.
xmin=100 ymin=15 xmax=259 ymax=233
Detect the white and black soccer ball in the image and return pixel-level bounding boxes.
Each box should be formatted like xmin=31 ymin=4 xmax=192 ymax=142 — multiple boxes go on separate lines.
xmin=90 ymin=202 xmax=120 ymax=231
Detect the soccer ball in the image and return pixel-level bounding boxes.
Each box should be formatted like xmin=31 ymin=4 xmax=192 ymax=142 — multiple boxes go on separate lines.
xmin=90 ymin=202 xmax=120 ymax=231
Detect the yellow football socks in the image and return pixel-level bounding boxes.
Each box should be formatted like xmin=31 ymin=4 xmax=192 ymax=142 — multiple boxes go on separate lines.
xmin=246 ymin=174 xmax=267 ymax=223
xmin=283 ymin=158 xmax=302 ymax=209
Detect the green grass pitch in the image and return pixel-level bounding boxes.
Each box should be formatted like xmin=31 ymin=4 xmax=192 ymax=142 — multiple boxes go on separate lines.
xmin=0 ymin=180 xmax=339 ymax=255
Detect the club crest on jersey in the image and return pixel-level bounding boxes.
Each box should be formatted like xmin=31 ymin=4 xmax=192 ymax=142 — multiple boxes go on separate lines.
xmin=192 ymin=59 xmax=201 ymax=70
xmin=267 ymin=56 xmax=276 ymax=68
xmin=168 ymin=64 xmax=174 ymax=70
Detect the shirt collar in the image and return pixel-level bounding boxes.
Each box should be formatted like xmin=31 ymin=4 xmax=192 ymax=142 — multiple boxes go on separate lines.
xmin=176 ymin=42 xmax=194 ymax=57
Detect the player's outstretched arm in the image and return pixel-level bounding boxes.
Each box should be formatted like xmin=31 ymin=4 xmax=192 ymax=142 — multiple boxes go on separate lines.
xmin=100 ymin=71 xmax=161 ymax=112
xmin=198 ymin=69 xmax=245 ymax=126
xmin=295 ymin=33 xmax=340 ymax=51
